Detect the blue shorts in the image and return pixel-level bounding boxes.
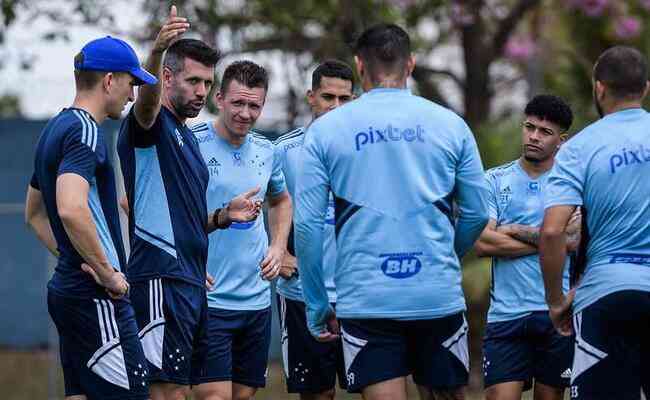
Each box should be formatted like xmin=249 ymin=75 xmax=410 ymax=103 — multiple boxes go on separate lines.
xmin=483 ymin=311 xmax=573 ymax=390
xmin=570 ymin=290 xmax=650 ymax=400
xmin=191 ymin=307 xmax=271 ymax=388
xmin=340 ymin=313 xmax=469 ymax=393
xmin=277 ymin=294 xmax=346 ymax=393
xmin=47 ymin=290 xmax=149 ymax=400
xmin=130 ymin=278 xmax=208 ymax=386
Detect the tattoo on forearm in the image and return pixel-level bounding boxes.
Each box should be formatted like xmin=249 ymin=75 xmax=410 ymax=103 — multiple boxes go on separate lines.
xmin=511 ymin=226 xmax=540 ymax=247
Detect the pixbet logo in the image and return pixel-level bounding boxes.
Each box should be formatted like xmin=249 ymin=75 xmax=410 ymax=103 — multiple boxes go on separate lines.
xmin=355 ymin=124 xmax=425 ymax=151
xmin=609 ymin=145 xmax=650 ymax=174
xmin=380 ymin=252 xmax=423 ymax=279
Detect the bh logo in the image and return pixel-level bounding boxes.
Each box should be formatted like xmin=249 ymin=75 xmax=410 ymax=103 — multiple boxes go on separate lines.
xmin=380 ymin=252 xmax=423 ymax=279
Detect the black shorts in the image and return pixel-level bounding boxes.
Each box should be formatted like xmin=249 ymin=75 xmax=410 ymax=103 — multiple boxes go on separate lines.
xmin=192 ymin=307 xmax=271 ymax=388
xmin=130 ymin=278 xmax=208 ymax=386
xmin=570 ymin=290 xmax=650 ymax=400
xmin=339 ymin=313 xmax=469 ymax=393
xmin=277 ymin=294 xmax=346 ymax=393
xmin=47 ymin=291 xmax=149 ymax=399
xmin=483 ymin=311 xmax=573 ymax=390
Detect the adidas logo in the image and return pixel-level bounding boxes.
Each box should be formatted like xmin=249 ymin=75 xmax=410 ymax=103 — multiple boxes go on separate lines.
xmin=207 ymin=157 xmax=220 ymax=167
xmin=501 ymin=185 xmax=512 ymax=194
xmin=561 ymin=368 xmax=572 ymax=379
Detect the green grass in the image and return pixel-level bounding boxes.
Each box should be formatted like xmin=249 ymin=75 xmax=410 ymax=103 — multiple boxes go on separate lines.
xmin=1 ymin=349 xmax=556 ymax=399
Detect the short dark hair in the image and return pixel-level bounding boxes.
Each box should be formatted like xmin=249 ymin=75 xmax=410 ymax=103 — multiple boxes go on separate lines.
xmin=594 ymin=46 xmax=648 ymax=99
xmin=73 ymin=52 xmax=107 ymax=90
xmin=354 ymin=23 xmax=411 ymax=83
xmin=163 ymin=39 xmax=220 ymax=74
xmin=220 ymin=60 xmax=269 ymax=94
xmin=524 ymin=94 xmax=573 ymax=132
xmin=312 ymin=59 xmax=355 ymax=91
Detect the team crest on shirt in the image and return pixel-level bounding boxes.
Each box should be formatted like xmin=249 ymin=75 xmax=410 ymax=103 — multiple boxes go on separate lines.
xmin=174 ymin=129 xmax=184 ymax=147
xmin=232 ymin=151 xmax=243 ymax=167
xmin=499 ymin=185 xmax=512 ymax=205
xmin=207 ymin=157 xmax=221 ymax=176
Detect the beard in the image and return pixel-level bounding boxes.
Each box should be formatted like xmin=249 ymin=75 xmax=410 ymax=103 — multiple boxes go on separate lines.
xmin=169 ymin=90 xmax=203 ymax=119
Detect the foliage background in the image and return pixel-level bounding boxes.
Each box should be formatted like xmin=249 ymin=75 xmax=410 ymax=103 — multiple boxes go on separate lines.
xmin=2 ymin=0 xmax=650 ymax=397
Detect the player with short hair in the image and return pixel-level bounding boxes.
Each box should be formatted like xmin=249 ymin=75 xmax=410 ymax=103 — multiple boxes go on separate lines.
xmin=474 ymin=94 xmax=577 ymax=400
xmin=274 ymin=59 xmax=355 ymax=400
xmin=294 ymin=24 xmax=490 ymax=400
xmin=117 ymin=8 xmax=260 ymax=400
xmin=26 ymin=35 xmax=157 ymax=400
xmin=540 ymin=45 xmax=650 ymax=400
xmin=190 ymin=60 xmax=292 ymax=400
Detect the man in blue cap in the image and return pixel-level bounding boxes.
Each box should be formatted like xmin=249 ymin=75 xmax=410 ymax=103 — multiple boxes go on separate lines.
xmin=25 ymin=34 xmax=157 ymax=399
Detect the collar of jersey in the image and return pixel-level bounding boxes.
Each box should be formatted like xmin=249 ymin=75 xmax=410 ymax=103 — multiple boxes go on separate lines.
xmin=604 ymin=107 xmax=646 ymax=121
xmin=66 ymin=107 xmax=97 ymax=123
xmin=364 ymin=87 xmax=411 ymax=96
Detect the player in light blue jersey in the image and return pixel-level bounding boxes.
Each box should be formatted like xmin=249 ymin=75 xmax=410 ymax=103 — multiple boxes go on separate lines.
xmin=191 ymin=61 xmax=292 ymax=400
xmin=275 ymin=60 xmax=355 ymax=400
xmin=294 ymin=24 xmax=489 ymax=400
xmin=474 ymin=95 xmax=579 ymax=400
xmin=541 ymin=46 xmax=650 ymax=400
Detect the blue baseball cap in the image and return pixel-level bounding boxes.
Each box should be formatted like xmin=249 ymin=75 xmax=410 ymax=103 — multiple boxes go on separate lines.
xmin=75 ymin=36 xmax=158 ymax=85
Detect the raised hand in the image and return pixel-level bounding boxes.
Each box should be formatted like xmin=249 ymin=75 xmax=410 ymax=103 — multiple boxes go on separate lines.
xmin=227 ymin=186 xmax=262 ymax=222
xmin=152 ymin=5 xmax=190 ymax=54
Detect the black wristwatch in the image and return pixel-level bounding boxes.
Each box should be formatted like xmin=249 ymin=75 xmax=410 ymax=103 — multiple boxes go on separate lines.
xmin=212 ymin=207 xmax=232 ymax=229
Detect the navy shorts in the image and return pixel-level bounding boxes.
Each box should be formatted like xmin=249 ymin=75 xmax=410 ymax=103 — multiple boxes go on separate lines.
xmin=277 ymin=294 xmax=346 ymax=393
xmin=570 ymin=290 xmax=650 ymax=400
xmin=339 ymin=312 xmax=469 ymax=393
xmin=47 ymin=290 xmax=149 ymax=400
xmin=483 ymin=311 xmax=573 ymax=390
xmin=130 ymin=278 xmax=208 ymax=386
xmin=192 ymin=306 xmax=271 ymax=388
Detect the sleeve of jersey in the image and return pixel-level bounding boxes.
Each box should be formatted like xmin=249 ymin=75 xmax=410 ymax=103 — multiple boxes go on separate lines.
xmin=294 ymin=129 xmax=332 ymax=337
xmin=30 ymin=172 xmax=40 ymax=190
xmin=268 ymin=144 xmax=287 ymax=197
xmin=57 ymin=124 xmax=98 ymax=183
xmin=544 ymin=144 xmax=584 ymax=209
xmin=454 ymin=125 xmax=490 ymax=257
xmin=121 ymin=107 xmax=160 ymax=148
xmin=485 ymin=172 xmax=498 ymax=220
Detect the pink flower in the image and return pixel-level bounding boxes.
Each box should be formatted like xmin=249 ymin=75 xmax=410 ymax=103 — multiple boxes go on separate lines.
xmin=450 ymin=3 xmax=475 ymax=26
xmin=504 ymin=36 xmax=536 ymax=62
xmin=614 ymin=16 xmax=642 ymax=39
xmin=566 ymin=0 xmax=609 ymax=17
xmin=581 ymin=0 xmax=609 ymax=17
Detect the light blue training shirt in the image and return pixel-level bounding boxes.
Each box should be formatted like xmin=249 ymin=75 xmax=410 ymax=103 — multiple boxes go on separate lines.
xmin=544 ymin=108 xmax=650 ymax=313
xmin=294 ymin=88 xmax=490 ymax=336
xmin=275 ymin=127 xmax=337 ymax=303
xmin=486 ymin=159 xmax=570 ymax=323
xmin=192 ymin=121 xmax=286 ymax=310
